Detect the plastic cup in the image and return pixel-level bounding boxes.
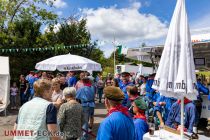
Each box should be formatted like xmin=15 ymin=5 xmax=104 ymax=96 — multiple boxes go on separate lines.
xmin=149 ymin=123 xmax=155 ymax=136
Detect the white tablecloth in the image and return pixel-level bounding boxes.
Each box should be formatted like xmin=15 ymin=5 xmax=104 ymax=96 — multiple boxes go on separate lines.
xmin=143 ymin=130 xmax=188 ymax=140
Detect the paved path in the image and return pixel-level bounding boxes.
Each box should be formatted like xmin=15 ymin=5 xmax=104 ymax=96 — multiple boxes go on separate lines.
xmin=0 ymin=102 xmax=107 ymax=140
xmin=1 ymin=102 xmax=210 ymax=140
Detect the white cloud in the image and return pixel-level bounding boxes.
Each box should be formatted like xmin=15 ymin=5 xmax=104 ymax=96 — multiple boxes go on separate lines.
xmin=81 ymin=2 xmax=168 ymax=44
xmin=56 ymin=11 xmax=63 ymax=16
xmin=47 ymin=0 xmax=67 ymax=8
xmin=190 ymin=12 xmax=210 ymax=35
xmin=44 ymin=23 xmax=61 ymax=33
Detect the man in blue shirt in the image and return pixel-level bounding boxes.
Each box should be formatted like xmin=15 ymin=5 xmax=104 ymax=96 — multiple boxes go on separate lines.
xmin=97 ymin=86 xmax=135 ymax=140
xmin=76 ymin=77 xmax=95 ymax=140
xmin=153 ymin=95 xmax=177 ymax=126
xmin=68 ymin=71 xmax=77 ymax=87
xmin=145 ymin=73 xmax=158 ymax=120
xmin=165 ymin=98 xmax=197 ymax=133
xmin=145 ymin=73 xmax=156 ymax=100
xmin=25 ymin=71 xmax=38 ymax=100
xmin=119 ymin=72 xmax=134 ymax=106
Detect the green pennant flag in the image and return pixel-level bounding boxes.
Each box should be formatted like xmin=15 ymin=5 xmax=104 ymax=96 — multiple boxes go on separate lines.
xmin=2 ymin=49 xmax=4 ymax=53
xmin=9 ymin=49 xmax=12 ymax=52
xmin=63 ymin=46 xmax=66 ymax=49
xmin=38 ymin=48 xmax=41 ymax=51
xmin=25 ymin=48 xmax=28 ymax=52
xmin=51 ymin=47 xmax=54 ymax=50
xmin=117 ymin=45 xmax=122 ymax=55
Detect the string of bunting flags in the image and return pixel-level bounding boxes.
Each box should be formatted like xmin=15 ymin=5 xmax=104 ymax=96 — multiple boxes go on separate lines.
xmin=0 ymin=44 xmax=89 ymax=53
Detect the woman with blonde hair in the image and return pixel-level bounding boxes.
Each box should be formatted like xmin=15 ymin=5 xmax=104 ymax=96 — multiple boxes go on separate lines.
xmin=14 ymin=79 xmax=60 ymax=140
xmin=52 ymin=78 xmax=64 ymax=108
xmin=58 ymin=87 xmax=83 ymax=140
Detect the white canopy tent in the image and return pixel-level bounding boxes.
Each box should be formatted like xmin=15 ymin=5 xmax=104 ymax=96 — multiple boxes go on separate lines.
xmin=0 ymin=56 xmax=10 ymax=115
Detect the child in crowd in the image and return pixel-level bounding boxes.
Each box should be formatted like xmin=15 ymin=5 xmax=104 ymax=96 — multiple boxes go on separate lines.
xmin=10 ymin=82 xmax=18 ymax=109
xmin=133 ymin=97 xmax=149 ymax=140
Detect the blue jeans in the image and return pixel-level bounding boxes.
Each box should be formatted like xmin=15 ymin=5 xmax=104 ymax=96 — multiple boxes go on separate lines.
xmin=10 ymin=95 xmax=16 ymax=107
xmin=20 ymin=92 xmax=28 ymax=105
xmin=81 ymin=106 xmax=94 ymax=140
xmin=97 ymin=88 xmax=103 ymax=102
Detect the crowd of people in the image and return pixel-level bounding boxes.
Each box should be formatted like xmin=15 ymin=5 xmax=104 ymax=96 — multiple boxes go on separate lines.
xmin=11 ymin=70 xmax=210 ymax=140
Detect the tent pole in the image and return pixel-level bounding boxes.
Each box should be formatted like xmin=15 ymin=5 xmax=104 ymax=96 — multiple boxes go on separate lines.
xmin=180 ymin=96 xmax=184 ymax=140
xmin=4 ymin=109 xmax=7 ymax=116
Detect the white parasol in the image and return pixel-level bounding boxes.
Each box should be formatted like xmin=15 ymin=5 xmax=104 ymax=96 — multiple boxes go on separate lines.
xmin=152 ymin=0 xmax=198 ymax=139
xmin=35 ymin=54 xmax=102 ymax=72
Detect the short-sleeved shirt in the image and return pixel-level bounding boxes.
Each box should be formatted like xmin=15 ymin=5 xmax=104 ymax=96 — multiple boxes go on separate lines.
xmin=68 ymin=76 xmax=77 ymax=87
xmin=76 ymin=86 xmax=95 ymax=107
xmin=19 ymin=80 xmax=29 ymax=93
xmin=60 ymin=83 xmax=68 ymax=90
xmin=10 ymin=87 xmax=18 ymax=96
xmin=75 ymin=81 xmax=84 ymax=90
xmin=16 ymin=103 xmax=57 ymax=124
xmin=133 ymin=118 xmax=149 ymax=140
xmin=140 ymin=83 xmax=146 ymax=95
xmin=97 ymin=80 xmax=104 ymax=89
xmin=51 ymin=90 xmax=63 ymax=102
xmin=97 ymin=112 xmax=135 ymax=140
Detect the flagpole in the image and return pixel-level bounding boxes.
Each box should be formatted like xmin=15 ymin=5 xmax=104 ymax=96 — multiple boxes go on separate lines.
xmin=113 ymin=37 xmax=116 ymax=74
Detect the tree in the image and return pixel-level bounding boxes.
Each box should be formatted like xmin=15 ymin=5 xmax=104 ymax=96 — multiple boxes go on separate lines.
xmin=0 ymin=0 xmax=57 ymax=29
xmin=46 ymin=18 xmax=93 ymax=57
xmin=0 ymin=0 xmax=57 ymax=81
xmin=0 ymin=2 xmax=112 ymax=80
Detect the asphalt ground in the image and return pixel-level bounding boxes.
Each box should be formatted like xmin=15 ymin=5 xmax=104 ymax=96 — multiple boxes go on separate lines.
xmin=0 ymin=100 xmax=210 ymax=140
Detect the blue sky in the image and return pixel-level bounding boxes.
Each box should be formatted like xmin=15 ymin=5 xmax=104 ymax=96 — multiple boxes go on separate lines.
xmin=48 ymin=0 xmax=210 ymax=57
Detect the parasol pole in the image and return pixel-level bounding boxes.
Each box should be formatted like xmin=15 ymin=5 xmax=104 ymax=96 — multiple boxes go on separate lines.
xmin=113 ymin=36 xmax=116 ymax=74
xmin=180 ymin=96 xmax=184 ymax=140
